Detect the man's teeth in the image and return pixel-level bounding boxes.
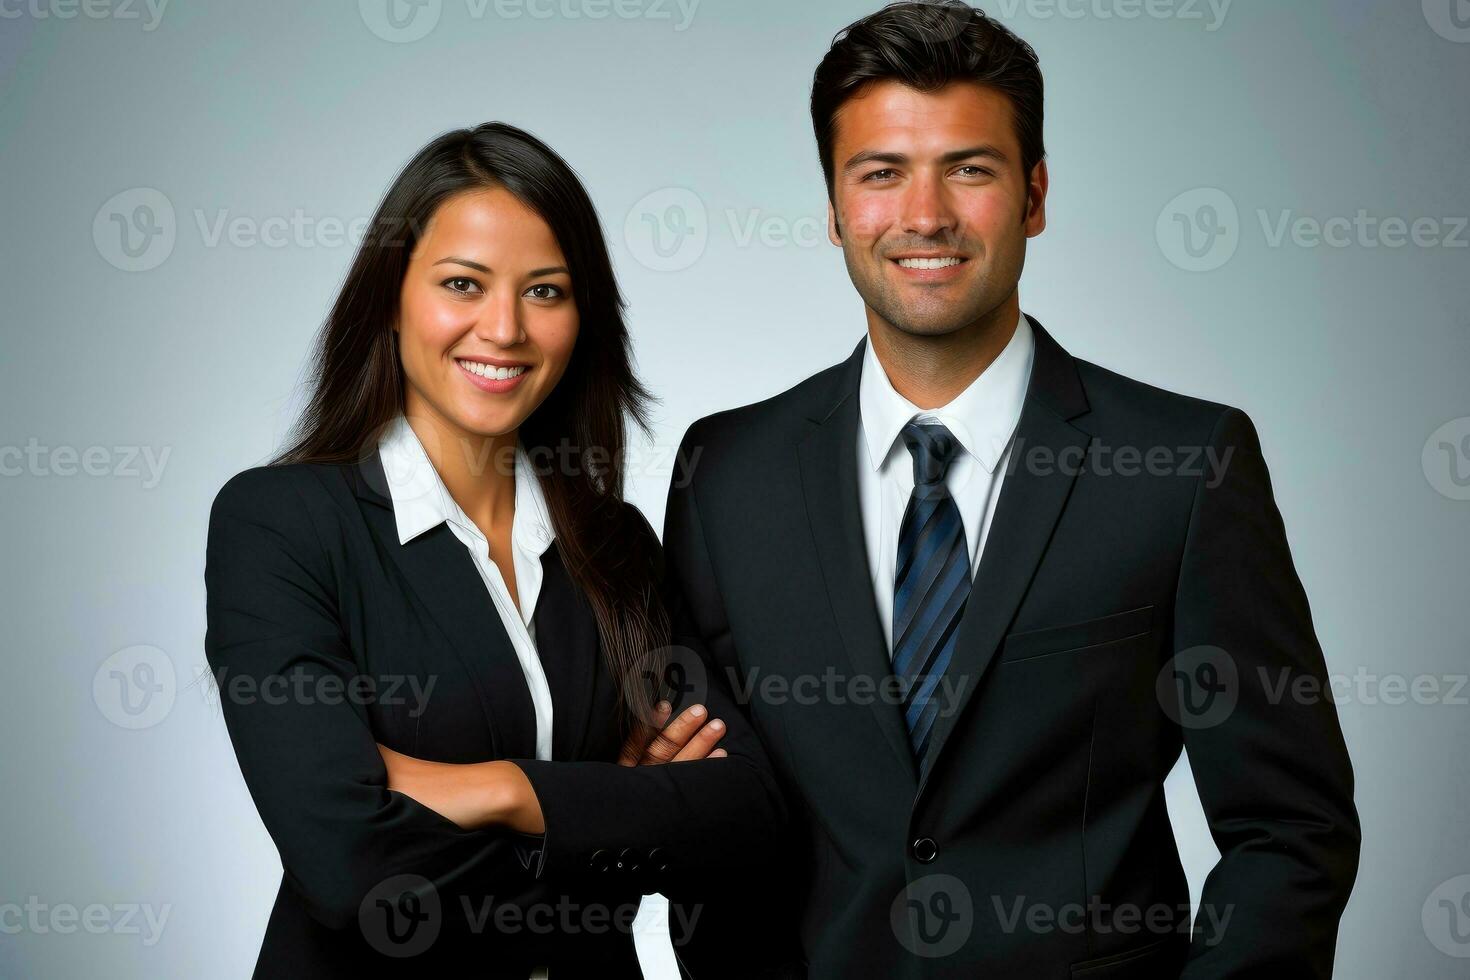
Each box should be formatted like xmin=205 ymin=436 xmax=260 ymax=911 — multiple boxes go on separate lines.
xmin=458 ymin=360 xmax=528 ymax=381
xmin=896 ymin=257 xmax=964 ymax=270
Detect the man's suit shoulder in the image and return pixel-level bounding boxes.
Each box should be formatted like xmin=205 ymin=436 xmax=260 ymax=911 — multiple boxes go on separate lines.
xmin=1069 ymin=355 xmax=1246 ymax=451
xmin=678 ymin=343 xmax=1250 ymax=456
xmin=676 ymin=355 xmax=849 ymax=465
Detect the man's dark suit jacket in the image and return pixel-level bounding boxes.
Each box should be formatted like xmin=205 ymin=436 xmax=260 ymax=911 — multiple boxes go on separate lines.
xmin=663 ymin=316 xmax=1360 ymax=979
xmin=204 ymin=447 xmax=787 ymax=977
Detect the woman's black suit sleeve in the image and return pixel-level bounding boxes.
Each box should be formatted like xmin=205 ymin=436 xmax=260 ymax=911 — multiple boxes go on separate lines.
xmin=205 ymin=466 xmax=546 ymax=932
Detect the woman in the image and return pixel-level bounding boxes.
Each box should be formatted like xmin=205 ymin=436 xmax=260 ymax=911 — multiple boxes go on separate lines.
xmin=204 ymin=122 xmax=786 ymax=977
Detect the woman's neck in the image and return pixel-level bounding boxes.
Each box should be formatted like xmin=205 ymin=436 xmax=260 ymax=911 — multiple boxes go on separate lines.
xmin=401 ymin=394 xmax=517 ymax=537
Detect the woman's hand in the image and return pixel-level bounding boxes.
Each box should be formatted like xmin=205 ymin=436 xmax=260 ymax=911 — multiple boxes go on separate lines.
xmin=377 ymin=744 xmax=545 ymax=834
xmin=617 ymin=701 xmax=728 ymax=766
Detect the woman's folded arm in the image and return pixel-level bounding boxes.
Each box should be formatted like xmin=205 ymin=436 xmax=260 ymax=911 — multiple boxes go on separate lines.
xmin=205 ymin=466 xmax=547 ymax=931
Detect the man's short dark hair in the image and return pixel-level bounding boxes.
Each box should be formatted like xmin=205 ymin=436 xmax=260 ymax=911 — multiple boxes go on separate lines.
xmin=811 ymin=1 xmax=1046 ymax=200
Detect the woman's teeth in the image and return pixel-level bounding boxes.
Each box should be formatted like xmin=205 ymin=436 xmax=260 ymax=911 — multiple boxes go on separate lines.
xmin=896 ymin=257 xmax=964 ymax=270
xmin=457 ymin=360 xmax=527 ymax=380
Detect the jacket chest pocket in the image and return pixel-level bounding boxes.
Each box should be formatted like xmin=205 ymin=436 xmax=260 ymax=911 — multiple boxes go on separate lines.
xmin=997 ymin=605 xmax=1155 ymax=665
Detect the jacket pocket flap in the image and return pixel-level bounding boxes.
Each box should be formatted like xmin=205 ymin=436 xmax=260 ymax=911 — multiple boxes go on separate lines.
xmin=1000 ymin=605 xmax=1155 ymax=664
xmin=1070 ymin=935 xmax=1183 ymax=977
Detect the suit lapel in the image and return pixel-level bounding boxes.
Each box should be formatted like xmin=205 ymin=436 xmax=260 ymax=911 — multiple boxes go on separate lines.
xmin=797 ymin=341 xmax=920 ymax=786
xmin=351 ymin=448 xmax=539 ymax=760
xmin=532 ymin=543 xmax=599 ymax=760
xmin=917 ymin=317 xmax=1092 ymax=793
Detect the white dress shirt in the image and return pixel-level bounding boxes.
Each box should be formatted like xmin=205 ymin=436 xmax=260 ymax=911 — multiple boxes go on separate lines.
xmin=856 ymin=311 xmax=1035 ymax=655
xmin=377 ymin=412 xmax=556 ymax=763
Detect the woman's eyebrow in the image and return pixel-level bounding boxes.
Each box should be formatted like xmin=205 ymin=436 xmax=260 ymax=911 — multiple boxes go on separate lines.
xmin=432 ymin=256 xmax=490 ymax=273
xmin=431 ymin=257 xmax=568 ymax=277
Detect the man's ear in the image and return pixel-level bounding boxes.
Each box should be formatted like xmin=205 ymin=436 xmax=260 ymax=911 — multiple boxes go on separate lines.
xmin=1023 ymin=158 xmax=1049 ymax=238
xmin=827 ymin=199 xmax=843 ymax=246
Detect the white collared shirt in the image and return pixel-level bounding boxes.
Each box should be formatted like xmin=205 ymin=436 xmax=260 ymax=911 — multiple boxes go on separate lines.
xmin=856 ymin=311 xmax=1035 ymax=655
xmin=377 ymin=413 xmax=556 ymax=763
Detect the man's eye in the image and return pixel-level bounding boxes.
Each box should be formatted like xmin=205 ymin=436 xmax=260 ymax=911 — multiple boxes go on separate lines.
xmin=443 ymin=277 xmax=480 ymax=295
xmin=956 ymin=166 xmax=993 ymax=178
xmin=864 ymin=168 xmax=898 ymax=182
xmin=526 ymin=284 xmax=564 ymax=300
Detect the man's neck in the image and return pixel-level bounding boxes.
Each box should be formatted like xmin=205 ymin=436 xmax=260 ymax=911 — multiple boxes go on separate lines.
xmin=866 ymin=295 xmax=1022 ymax=410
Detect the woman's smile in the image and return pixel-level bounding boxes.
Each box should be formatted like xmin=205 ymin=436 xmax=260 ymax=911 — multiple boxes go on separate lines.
xmin=454 ymin=356 xmax=531 ymax=393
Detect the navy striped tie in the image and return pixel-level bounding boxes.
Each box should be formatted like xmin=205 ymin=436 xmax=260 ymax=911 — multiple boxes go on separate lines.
xmin=892 ymin=420 xmax=971 ymax=772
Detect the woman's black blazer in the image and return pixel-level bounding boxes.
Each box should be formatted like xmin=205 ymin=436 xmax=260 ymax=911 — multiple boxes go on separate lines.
xmin=203 ymin=448 xmax=788 ymax=978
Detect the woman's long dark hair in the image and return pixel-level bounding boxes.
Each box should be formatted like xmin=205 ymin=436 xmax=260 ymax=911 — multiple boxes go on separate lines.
xmin=272 ymin=122 xmax=668 ymax=734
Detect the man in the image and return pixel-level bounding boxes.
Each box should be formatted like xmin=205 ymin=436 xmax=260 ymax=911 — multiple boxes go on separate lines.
xmin=663 ymin=2 xmax=1359 ymax=977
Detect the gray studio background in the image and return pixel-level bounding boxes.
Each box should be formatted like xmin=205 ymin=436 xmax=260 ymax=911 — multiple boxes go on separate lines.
xmin=2 ymin=0 xmax=1467 ymax=976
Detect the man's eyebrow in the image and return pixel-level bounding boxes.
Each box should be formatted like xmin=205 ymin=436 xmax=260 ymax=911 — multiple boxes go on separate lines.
xmin=939 ymin=144 xmax=1008 ymax=165
xmin=841 ymin=150 xmax=907 ymax=174
xmin=841 ymin=144 xmax=1009 ymax=174
xmin=431 ymin=258 xmax=570 ymax=278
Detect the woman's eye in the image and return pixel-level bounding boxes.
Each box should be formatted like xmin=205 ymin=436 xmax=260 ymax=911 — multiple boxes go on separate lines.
xmin=525 ymin=284 xmax=564 ymax=300
xmin=443 ymin=277 xmax=480 ymax=295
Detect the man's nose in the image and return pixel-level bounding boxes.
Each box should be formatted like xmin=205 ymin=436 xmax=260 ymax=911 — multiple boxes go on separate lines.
xmin=900 ymin=176 xmax=959 ymax=240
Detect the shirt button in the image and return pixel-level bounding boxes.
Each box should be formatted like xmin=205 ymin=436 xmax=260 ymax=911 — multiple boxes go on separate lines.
xmin=588 ymin=848 xmax=612 ymax=872
xmin=911 ymin=837 xmax=938 ymax=864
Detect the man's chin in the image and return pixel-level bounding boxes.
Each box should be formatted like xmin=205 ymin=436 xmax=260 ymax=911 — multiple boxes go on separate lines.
xmin=875 ymin=305 xmax=984 ymax=338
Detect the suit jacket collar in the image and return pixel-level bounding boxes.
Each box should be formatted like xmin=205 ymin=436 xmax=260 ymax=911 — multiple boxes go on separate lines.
xmin=348 ymin=441 xmax=598 ymax=762
xmin=857 ymin=309 xmax=1034 ymax=476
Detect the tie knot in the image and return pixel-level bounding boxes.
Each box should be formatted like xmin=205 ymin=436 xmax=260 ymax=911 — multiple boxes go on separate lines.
xmin=901 ymin=420 xmax=960 ymax=488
